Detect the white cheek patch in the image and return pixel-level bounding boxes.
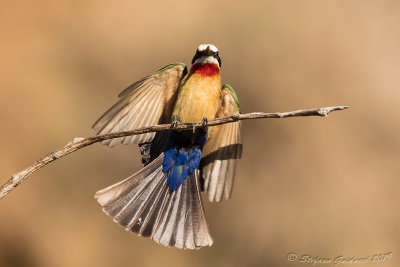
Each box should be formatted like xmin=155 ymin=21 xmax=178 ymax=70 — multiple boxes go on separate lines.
xmin=194 ymin=56 xmax=219 ymax=65
xmin=197 ymin=44 xmax=218 ymax=53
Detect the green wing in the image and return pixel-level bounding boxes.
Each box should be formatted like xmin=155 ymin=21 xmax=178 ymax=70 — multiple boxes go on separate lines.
xmin=201 ymin=84 xmax=242 ymax=202
xmin=93 ymin=63 xmax=187 ymax=147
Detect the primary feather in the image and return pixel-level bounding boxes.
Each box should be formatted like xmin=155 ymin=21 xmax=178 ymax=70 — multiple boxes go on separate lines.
xmin=93 ymin=63 xmax=187 ymax=147
xmin=201 ymin=84 xmax=242 ymax=202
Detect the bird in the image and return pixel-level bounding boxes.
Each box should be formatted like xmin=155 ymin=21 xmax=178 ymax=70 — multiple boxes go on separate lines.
xmin=93 ymin=44 xmax=242 ymax=249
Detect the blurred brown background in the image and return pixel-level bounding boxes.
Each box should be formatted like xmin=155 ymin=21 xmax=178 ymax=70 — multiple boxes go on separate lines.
xmin=1 ymin=0 xmax=399 ymax=266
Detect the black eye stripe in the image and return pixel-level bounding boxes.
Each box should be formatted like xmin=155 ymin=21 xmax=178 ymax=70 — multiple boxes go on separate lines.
xmin=191 ymin=51 xmax=202 ymax=65
xmin=191 ymin=50 xmax=221 ymax=67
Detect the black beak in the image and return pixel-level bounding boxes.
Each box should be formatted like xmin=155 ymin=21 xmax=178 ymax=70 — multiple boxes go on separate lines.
xmin=204 ymin=46 xmax=213 ymax=57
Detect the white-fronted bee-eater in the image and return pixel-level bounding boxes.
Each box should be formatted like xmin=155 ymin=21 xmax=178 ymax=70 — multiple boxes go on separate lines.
xmin=93 ymin=44 xmax=242 ymax=249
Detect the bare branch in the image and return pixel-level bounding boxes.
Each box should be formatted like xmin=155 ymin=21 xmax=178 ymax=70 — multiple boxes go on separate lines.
xmin=0 ymin=106 xmax=348 ymax=200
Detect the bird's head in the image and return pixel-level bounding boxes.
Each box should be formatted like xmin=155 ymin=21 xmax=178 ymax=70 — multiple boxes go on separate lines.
xmin=191 ymin=44 xmax=221 ymax=68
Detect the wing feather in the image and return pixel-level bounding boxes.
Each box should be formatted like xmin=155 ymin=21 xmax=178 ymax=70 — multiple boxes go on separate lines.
xmin=201 ymin=84 xmax=242 ymax=202
xmin=93 ymin=63 xmax=187 ymax=147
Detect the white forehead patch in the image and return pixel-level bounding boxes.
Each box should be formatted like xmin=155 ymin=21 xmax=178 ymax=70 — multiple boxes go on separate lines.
xmin=197 ymin=44 xmax=218 ymax=53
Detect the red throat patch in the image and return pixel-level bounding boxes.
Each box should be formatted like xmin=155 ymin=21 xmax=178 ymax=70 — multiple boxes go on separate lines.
xmin=191 ymin=63 xmax=220 ymax=77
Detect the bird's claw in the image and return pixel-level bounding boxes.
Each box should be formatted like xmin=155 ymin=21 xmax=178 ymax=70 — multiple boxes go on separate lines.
xmin=171 ymin=120 xmax=179 ymax=129
xmin=202 ymin=117 xmax=208 ymax=127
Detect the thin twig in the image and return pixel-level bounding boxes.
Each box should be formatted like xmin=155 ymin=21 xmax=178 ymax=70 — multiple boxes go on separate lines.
xmin=0 ymin=106 xmax=348 ymax=200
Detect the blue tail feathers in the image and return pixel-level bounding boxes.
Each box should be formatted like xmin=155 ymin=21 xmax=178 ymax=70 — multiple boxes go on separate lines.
xmin=163 ymin=148 xmax=202 ymax=190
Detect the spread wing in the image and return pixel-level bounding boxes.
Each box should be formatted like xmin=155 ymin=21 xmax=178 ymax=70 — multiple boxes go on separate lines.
xmin=93 ymin=63 xmax=187 ymax=147
xmin=201 ymin=84 xmax=242 ymax=202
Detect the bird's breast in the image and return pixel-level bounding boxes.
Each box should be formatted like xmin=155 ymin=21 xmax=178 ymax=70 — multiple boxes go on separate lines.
xmin=172 ymin=70 xmax=221 ymax=123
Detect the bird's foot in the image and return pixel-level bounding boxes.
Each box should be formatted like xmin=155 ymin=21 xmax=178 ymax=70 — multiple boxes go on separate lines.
xmin=201 ymin=117 xmax=208 ymax=127
xmin=171 ymin=120 xmax=179 ymax=129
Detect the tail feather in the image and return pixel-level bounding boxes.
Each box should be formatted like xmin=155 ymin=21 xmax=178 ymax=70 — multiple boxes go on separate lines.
xmin=95 ymin=155 xmax=213 ymax=249
xmin=95 ymin=156 xmax=163 ymax=207
xmin=188 ymin=172 xmax=214 ymax=247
